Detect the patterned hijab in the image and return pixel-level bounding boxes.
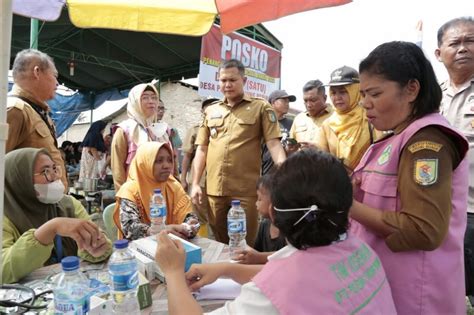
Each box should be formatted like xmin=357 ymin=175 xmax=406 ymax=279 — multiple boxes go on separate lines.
xmin=125 ymin=83 xmax=159 ymax=145
xmin=327 ymin=83 xmax=372 ymax=170
xmin=4 ymin=148 xmax=77 ymax=262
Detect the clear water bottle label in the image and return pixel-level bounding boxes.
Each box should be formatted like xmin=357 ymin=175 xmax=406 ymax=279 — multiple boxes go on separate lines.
xmin=228 ymin=219 xmax=246 ymax=233
xmin=150 ymin=205 xmax=167 ymax=218
xmin=110 ymin=271 xmax=139 ymax=291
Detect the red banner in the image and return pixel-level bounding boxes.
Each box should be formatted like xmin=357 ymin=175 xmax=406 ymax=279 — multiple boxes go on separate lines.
xmin=199 ymin=24 xmax=281 ymax=99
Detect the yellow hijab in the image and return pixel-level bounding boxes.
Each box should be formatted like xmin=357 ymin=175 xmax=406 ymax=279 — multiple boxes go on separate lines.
xmin=327 ymin=83 xmax=372 ymax=170
xmin=125 ymin=83 xmax=159 ymax=145
xmin=113 ymin=141 xmax=190 ymax=237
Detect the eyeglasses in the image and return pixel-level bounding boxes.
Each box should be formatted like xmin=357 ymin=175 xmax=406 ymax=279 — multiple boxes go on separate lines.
xmin=157 ymin=106 xmax=166 ymax=111
xmin=141 ymin=95 xmax=158 ymax=102
xmin=34 ymin=165 xmax=61 ymax=182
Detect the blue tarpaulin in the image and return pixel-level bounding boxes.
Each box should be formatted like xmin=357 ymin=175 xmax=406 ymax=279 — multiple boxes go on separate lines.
xmin=8 ymin=82 xmax=129 ymax=136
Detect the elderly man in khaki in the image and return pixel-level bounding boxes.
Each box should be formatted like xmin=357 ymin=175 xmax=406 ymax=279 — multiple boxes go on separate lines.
xmin=191 ymin=59 xmax=286 ymax=245
xmin=289 ymin=80 xmax=332 ymax=149
xmin=6 ymin=49 xmax=67 ymax=189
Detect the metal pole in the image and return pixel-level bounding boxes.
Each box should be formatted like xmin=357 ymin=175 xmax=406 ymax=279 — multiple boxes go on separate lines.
xmin=30 ymin=18 xmax=39 ymax=49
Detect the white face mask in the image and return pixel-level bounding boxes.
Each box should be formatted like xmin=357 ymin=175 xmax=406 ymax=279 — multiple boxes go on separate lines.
xmin=34 ymin=180 xmax=65 ymax=204
xmin=148 ymin=122 xmax=168 ymax=138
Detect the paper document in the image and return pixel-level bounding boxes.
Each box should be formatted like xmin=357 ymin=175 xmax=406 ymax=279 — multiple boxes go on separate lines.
xmin=194 ymin=279 xmax=241 ymax=300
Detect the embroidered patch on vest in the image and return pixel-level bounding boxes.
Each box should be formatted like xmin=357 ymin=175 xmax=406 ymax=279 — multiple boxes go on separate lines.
xmin=377 ymin=144 xmax=392 ymax=165
xmin=414 ymin=159 xmax=438 ymax=186
xmin=407 ymin=141 xmax=443 ymax=153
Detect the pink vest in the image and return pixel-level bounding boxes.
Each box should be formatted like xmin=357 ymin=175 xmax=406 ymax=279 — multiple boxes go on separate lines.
xmin=118 ymin=120 xmax=174 ymax=170
xmin=253 ymin=236 xmax=396 ymax=315
xmin=118 ymin=120 xmax=147 ymax=168
xmin=351 ymin=113 xmax=468 ymax=315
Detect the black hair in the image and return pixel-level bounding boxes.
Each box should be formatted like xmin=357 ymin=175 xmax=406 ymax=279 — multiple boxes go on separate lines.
xmin=61 ymin=140 xmax=72 ymax=149
xmin=256 ymin=172 xmax=274 ymax=191
xmin=219 ymin=59 xmax=245 ymax=77
xmin=359 ymin=41 xmax=441 ymax=120
xmin=303 ymin=79 xmax=325 ymax=95
xmin=81 ymin=120 xmax=107 ymax=152
xmin=271 ymin=149 xmax=352 ymax=250
xmin=437 ymin=16 xmax=474 ymax=47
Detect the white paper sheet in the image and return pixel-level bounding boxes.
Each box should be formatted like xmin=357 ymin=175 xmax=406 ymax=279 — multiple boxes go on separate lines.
xmin=194 ymin=278 xmax=242 ymax=300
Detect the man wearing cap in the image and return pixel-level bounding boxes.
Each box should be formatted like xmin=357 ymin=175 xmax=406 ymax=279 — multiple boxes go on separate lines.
xmin=318 ymin=65 xmax=374 ymax=171
xmin=289 ymin=80 xmax=332 ymax=148
xmin=180 ymin=98 xmax=218 ymax=237
xmin=261 ymin=90 xmax=295 ymax=175
xmin=191 ymin=59 xmax=286 ymax=245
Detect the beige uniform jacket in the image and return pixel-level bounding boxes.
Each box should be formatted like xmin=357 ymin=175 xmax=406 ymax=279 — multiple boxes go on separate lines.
xmin=6 ymin=85 xmax=68 ymax=189
xmin=195 ymin=95 xmax=281 ymax=196
xmin=440 ymin=77 xmax=474 ymax=213
xmin=182 ymin=124 xmax=206 ymax=187
xmin=289 ymin=105 xmax=332 ymax=144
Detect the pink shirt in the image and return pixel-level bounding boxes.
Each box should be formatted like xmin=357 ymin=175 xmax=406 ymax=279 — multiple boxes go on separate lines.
xmin=253 ymin=235 xmax=396 ymax=315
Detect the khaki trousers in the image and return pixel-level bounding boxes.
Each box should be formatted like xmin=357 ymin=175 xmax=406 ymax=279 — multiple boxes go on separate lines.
xmin=207 ymin=195 xmax=258 ymax=246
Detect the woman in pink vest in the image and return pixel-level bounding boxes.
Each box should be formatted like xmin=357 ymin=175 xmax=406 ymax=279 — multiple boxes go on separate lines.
xmin=111 ymin=83 xmax=170 ymax=191
xmin=153 ymin=149 xmax=396 ymax=314
xmin=350 ymin=41 xmax=469 ymax=314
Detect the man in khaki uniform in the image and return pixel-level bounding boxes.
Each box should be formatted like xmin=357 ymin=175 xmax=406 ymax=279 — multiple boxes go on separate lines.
xmin=191 ymin=59 xmax=286 ymax=245
xmin=180 ymin=98 xmax=218 ymax=237
xmin=289 ymin=79 xmax=332 ymax=149
xmin=6 ymin=49 xmax=67 ymax=189
xmin=435 ymin=16 xmax=474 ymax=300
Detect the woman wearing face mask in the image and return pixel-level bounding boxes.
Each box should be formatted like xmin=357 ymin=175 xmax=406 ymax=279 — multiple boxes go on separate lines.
xmin=2 ymin=148 xmax=112 ymax=284
xmin=113 ymin=141 xmax=200 ymax=241
xmin=317 ymin=66 xmax=376 ymax=172
xmin=111 ymin=83 xmax=169 ymax=191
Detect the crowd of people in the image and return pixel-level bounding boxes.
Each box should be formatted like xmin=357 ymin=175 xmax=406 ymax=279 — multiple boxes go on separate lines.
xmin=2 ymin=15 xmax=473 ymax=315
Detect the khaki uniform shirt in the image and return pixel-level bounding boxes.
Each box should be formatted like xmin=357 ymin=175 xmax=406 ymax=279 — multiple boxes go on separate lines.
xmin=289 ymin=105 xmax=332 ymax=143
xmin=440 ymin=77 xmax=474 ymax=213
xmin=6 ymin=85 xmax=68 ymax=189
xmin=195 ymin=95 xmax=281 ymax=196
xmin=110 ymin=127 xmax=129 ymax=191
xmin=382 ymin=126 xmax=461 ymax=251
xmin=182 ymin=124 xmax=206 ymax=187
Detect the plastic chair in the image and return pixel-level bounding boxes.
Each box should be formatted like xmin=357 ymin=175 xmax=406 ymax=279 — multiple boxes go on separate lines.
xmin=102 ymin=203 xmax=118 ymax=242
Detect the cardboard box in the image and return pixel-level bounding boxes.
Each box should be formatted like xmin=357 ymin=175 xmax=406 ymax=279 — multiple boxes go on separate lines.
xmin=137 ymin=272 xmax=152 ymax=310
xmin=129 ymin=247 xmax=156 ymax=282
xmin=131 ymin=234 xmax=202 ymax=280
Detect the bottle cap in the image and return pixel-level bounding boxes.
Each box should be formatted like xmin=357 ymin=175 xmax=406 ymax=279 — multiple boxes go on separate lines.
xmin=114 ymin=239 xmax=129 ymax=249
xmin=231 ymin=200 xmax=240 ymax=207
xmin=154 ymin=189 xmax=161 ymax=194
xmin=61 ymin=256 xmax=80 ymax=271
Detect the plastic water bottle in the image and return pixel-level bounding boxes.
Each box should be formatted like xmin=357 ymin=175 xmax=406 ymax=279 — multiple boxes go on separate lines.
xmin=149 ymin=189 xmax=167 ymax=235
xmin=227 ymin=200 xmax=247 ymax=260
xmin=108 ymin=240 xmax=140 ymax=314
xmin=53 ymin=256 xmax=90 ymax=314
